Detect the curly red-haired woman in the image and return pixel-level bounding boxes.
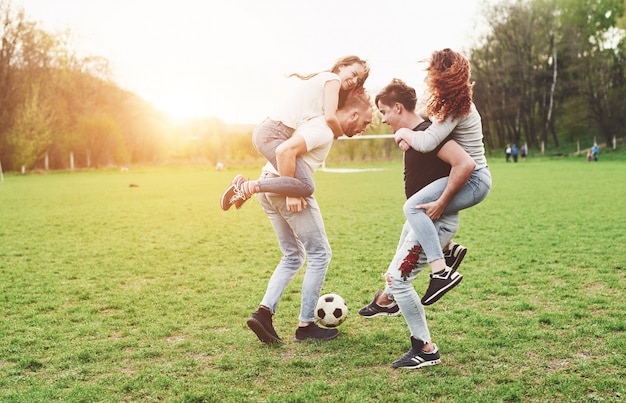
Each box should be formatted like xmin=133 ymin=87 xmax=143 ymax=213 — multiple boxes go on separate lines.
xmin=393 ymin=48 xmax=492 ymax=305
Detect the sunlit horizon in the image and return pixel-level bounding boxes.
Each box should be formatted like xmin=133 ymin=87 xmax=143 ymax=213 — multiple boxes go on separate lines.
xmin=18 ymin=0 xmax=484 ymax=125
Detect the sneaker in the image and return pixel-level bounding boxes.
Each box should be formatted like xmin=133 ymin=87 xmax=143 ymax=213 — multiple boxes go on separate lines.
xmin=246 ymin=309 xmax=282 ymax=344
xmin=444 ymin=242 xmax=467 ymax=274
xmin=358 ymin=290 xmax=400 ymax=318
xmin=231 ymin=175 xmax=247 ymax=209
xmin=220 ymin=175 xmax=248 ymax=211
xmin=421 ymin=269 xmax=463 ymax=306
xmin=392 ymin=338 xmax=441 ymax=369
xmin=294 ymin=323 xmax=339 ymax=342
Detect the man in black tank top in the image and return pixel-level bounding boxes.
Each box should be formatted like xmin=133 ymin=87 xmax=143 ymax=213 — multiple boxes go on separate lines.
xmin=358 ymin=79 xmax=475 ymax=369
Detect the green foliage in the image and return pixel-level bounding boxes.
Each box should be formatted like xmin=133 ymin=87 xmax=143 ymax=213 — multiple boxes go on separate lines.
xmin=5 ymin=85 xmax=52 ymax=170
xmin=0 ymin=159 xmax=624 ymax=401
xmin=471 ymin=0 xmax=626 ymax=151
xmin=2 ymin=0 xmax=626 ymax=173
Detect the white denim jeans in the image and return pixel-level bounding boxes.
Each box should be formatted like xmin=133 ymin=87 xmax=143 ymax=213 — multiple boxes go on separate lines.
xmin=385 ymin=214 xmax=459 ymax=342
xmin=257 ymin=184 xmax=331 ymax=323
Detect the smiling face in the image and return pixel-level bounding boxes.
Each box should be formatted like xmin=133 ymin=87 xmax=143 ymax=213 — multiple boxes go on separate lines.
xmin=377 ymin=100 xmax=402 ymax=132
xmin=337 ymin=62 xmax=367 ymax=91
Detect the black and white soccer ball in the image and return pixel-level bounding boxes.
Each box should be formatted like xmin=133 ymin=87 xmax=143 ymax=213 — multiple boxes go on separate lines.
xmin=315 ymin=293 xmax=348 ymax=328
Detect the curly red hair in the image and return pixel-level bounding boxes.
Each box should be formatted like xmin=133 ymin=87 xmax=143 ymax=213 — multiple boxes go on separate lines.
xmin=424 ymin=48 xmax=474 ymax=123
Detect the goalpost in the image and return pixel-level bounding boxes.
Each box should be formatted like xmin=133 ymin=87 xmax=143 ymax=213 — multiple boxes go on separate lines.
xmin=320 ymin=134 xmax=394 ymax=172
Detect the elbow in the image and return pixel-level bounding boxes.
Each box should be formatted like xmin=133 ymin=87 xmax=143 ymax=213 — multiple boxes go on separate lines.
xmin=463 ymin=161 xmax=477 ymax=177
xmin=275 ymin=144 xmax=291 ymax=161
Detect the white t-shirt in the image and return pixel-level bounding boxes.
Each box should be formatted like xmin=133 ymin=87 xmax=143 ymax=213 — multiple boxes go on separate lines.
xmin=269 ymin=72 xmax=340 ymax=129
xmin=262 ymin=116 xmax=334 ymax=176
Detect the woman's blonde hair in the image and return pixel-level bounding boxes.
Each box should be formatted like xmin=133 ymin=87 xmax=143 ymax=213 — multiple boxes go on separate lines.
xmin=289 ymin=55 xmax=370 ymax=108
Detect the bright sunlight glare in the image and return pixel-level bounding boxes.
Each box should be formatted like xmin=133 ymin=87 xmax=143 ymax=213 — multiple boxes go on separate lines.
xmin=18 ymin=0 xmax=484 ymax=124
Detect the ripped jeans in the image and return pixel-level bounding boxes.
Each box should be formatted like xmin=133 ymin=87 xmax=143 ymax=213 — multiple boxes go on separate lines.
xmin=384 ymin=214 xmax=459 ymax=342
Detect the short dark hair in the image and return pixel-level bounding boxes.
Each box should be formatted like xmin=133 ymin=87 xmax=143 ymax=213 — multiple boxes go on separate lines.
xmin=375 ymin=78 xmax=417 ymax=112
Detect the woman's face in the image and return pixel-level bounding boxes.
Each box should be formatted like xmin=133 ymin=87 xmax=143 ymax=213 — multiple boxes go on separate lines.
xmin=337 ymin=62 xmax=367 ymax=91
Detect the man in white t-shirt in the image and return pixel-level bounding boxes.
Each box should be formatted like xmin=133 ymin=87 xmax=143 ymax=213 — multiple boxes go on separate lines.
xmin=247 ymin=93 xmax=373 ymax=343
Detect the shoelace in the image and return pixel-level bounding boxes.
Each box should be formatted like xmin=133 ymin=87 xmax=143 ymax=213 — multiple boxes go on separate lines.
xmin=229 ymin=187 xmax=247 ymax=205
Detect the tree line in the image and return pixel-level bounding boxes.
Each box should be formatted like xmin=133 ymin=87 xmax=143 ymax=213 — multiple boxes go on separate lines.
xmin=1 ymin=0 xmax=624 ymax=172
xmin=471 ymin=0 xmax=625 ymax=152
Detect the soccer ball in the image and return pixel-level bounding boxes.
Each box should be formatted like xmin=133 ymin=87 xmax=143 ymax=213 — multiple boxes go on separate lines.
xmin=315 ymin=293 xmax=348 ymax=328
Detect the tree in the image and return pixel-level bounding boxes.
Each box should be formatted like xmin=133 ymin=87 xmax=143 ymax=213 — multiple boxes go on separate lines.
xmin=5 ymin=84 xmax=52 ymax=170
xmin=471 ymin=0 xmax=560 ymax=150
xmin=558 ymin=0 xmax=626 ymax=145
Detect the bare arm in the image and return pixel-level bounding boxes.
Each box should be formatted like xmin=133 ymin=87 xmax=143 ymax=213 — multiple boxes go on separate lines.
xmin=323 ymin=80 xmax=344 ymax=138
xmin=275 ymin=134 xmax=309 ymax=212
xmin=394 ymin=116 xmax=459 ymax=152
xmin=275 ymin=134 xmax=308 ymax=178
xmin=415 ymin=140 xmax=476 ymax=220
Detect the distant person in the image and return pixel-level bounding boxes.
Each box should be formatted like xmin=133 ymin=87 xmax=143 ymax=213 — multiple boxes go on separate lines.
xmin=587 ymin=150 xmax=593 ymax=162
xmin=245 ymin=92 xmax=373 ymax=344
xmin=521 ymin=144 xmax=527 ymax=161
xmin=592 ymin=143 xmax=599 ymax=161
xmin=393 ymin=48 xmax=492 ymax=305
xmin=220 ymin=56 xmax=370 ymax=211
xmin=511 ymin=144 xmax=518 ymax=163
xmin=505 ymin=144 xmax=512 ymax=162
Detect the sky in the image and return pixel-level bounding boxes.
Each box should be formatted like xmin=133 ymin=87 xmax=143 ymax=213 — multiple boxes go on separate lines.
xmin=17 ymin=0 xmax=488 ymax=124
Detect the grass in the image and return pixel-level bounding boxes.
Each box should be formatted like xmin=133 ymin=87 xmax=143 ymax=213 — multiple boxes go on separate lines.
xmin=0 ymin=157 xmax=625 ymax=402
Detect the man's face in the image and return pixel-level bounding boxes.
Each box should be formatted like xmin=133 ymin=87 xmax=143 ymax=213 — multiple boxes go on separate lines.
xmin=342 ymin=107 xmax=373 ymax=137
xmin=377 ymin=101 xmax=401 ymax=132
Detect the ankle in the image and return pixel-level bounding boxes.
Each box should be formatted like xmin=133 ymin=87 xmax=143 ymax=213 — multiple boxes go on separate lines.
xmin=248 ymin=181 xmax=259 ymax=195
xmin=430 ymin=259 xmax=446 ymax=274
xmin=376 ymin=294 xmax=393 ymax=306
xmin=422 ymin=342 xmax=435 ymax=353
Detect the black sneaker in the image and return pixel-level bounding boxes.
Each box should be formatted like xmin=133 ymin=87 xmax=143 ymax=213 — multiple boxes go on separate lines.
xmin=421 ymin=269 xmax=463 ymax=306
xmin=444 ymin=242 xmax=467 ymax=274
xmin=392 ymin=338 xmax=441 ymax=369
xmin=220 ymin=175 xmax=248 ymax=211
xmin=358 ymin=290 xmax=400 ymax=318
xmin=246 ymin=309 xmax=282 ymax=344
xmin=294 ymin=323 xmax=339 ymax=342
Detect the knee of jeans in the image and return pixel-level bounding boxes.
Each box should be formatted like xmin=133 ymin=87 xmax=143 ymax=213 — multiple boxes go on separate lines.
xmin=284 ymin=254 xmax=305 ymax=268
xmin=321 ymin=248 xmax=332 ymax=267
xmin=403 ymin=199 xmax=424 ymax=217
xmin=301 ymin=181 xmax=315 ymax=197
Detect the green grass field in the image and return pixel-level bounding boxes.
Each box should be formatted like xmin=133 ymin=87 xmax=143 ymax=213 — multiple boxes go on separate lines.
xmin=1 ymin=157 xmax=625 ymax=402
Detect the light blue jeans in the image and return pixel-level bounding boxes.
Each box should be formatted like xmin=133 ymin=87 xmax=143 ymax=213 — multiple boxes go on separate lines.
xmin=403 ymin=167 xmax=491 ymax=264
xmin=257 ymin=178 xmax=332 ymax=323
xmin=385 ymin=215 xmax=459 ymax=342
xmin=252 ymin=119 xmax=315 ymax=197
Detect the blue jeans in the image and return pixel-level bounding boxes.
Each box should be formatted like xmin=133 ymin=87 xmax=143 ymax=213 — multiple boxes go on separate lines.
xmin=252 ymin=119 xmax=316 ymax=197
xmin=403 ymin=167 xmax=491 ymax=264
xmin=385 ymin=215 xmax=459 ymax=342
xmin=257 ymin=179 xmax=332 ymax=323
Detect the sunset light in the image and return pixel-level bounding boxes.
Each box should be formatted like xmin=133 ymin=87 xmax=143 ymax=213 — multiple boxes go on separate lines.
xmin=17 ymin=0 xmax=483 ymax=124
